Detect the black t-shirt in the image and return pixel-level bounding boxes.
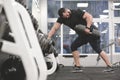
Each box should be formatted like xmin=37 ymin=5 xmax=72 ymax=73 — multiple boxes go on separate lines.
xmin=57 ymin=9 xmax=87 ymax=30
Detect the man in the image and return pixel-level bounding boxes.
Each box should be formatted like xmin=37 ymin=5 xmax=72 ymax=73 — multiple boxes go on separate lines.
xmin=48 ymin=8 xmax=114 ymax=72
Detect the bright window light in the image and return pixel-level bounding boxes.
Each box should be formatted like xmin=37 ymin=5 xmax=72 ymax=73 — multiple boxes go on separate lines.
xmin=69 ymin=29 xmax=75 ymax=35
xmin=113 ymin=3 xmax=120 ymax=6
xmin=101 ymin=30 xmax=108 ymax=34
xmin=99 ymin=15 xmax=108 ymax=19
xmin=77 ymin=3 xmax=88 ymax=7
xmin=103 ymin=10 xmax=109 ymax=13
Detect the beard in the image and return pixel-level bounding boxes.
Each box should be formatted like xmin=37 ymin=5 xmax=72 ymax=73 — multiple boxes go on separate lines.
xmin=66 ymin=11 xmax=71 ymax=18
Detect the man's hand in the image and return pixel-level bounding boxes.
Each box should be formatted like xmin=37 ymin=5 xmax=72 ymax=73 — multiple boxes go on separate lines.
xmin=74 ymin=24 xmax=100 ymax=38
xmin=84 ymin=28 xmax=91 ymax=34
xmin=48 ymin=22 xmax=61 ymax=39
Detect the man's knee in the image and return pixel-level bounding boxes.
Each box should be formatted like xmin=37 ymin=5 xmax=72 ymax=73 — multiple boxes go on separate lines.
xmin=96 ymin=49 xmax=102 ymax=54
xmin=71 ymin=43 xmax=77 ymax=52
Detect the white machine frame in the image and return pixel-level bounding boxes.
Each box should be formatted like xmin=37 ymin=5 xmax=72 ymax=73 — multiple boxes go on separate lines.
xmin=0 ymin=0 xmax=47 ymax=80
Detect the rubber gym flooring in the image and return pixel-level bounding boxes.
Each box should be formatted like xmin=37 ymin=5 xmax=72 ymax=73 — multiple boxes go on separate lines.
xmin=47 ymin=66 xmax=120 ymax=80
xmin=0 ymin=52 xmax=120 ymax=80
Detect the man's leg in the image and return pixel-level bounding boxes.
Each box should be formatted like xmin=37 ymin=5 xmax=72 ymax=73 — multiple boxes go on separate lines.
xmin=72 ymin=50 xmax=80 ymax=66
xmin=100 ymin=51 xmax=114 ymax=72
xmin=72 ymin=50 xmax=83 ymax=72
xmin=71 ymin=36 xmax=86 ymax=72
xmin=89 ymin=37 xmax=114 ymax=72
xmin=100 ymin=51 xmax=112 ymax=66
xmin=72 ymin=50 xmax=112 ymax=67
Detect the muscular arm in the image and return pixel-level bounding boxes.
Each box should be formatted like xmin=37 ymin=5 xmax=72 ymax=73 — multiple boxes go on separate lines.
xmin=48 ymin=22 xmax=61 ymax=39
xmin=83 ymin=12 xmax=93 ymax=28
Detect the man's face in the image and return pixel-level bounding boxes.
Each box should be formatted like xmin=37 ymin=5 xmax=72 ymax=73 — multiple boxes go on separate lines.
xmin=62 ymin=9 xmax=71 ymax=18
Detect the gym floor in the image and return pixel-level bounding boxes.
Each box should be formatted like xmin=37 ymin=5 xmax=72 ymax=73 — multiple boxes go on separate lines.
xmin=47 ymin=66 xmax=120 ymax=80
xmin=0 ymin=52 xmax=120 ymax=80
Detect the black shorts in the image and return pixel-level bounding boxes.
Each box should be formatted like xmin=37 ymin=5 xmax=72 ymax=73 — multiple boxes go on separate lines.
xmin=71 ymin=34 xmax=102 ymax=54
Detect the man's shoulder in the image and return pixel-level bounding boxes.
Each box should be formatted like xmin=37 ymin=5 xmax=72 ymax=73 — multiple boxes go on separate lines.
xmin=56 ymin=17 xmax=64 ymax=24
xmin=71 ymin=9 xmax=83 ymax=14
xmin=57 ymin=17 xmax=64 ymax=20
xmin=71 ymin=8 xmax=82 ymax=11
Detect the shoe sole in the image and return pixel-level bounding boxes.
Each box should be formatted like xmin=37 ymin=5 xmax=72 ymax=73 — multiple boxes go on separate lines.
xmin=103 ymin=70 xmax=114 ymax=73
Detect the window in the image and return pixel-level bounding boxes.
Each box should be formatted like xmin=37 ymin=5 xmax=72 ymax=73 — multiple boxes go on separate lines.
xmin=63 ymin=1 xmax=108 ymax=18
xmin=114 ymin=1 xmax=120 ymax=17
xmin=114 ymin=23 xmax=120 ymax=52
xmin=47 ymin=0 xmax=60 ymax=18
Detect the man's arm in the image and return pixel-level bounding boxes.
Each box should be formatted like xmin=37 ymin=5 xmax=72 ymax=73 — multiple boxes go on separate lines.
xmin=83 ymin=12 xmax=93 ymax=28
xmin=82 ymin=12 xmax=93 ymax=34
xmin=48 ymin=22 xmax=61 ymax=39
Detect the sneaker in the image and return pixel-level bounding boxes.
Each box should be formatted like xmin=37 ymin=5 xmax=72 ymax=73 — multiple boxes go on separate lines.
xmin=103 ymin=65 xmax=114 ymax=72
xmin=71 ymin=65 xmax=83 ymax=73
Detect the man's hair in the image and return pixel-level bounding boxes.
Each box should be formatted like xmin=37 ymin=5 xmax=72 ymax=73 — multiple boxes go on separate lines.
xmin=58 ymin=8 xmax=65 ymax=17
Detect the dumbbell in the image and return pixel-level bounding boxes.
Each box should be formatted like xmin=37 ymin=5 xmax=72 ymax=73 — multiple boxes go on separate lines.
xmin=74 ymin=24 xmax=100 ymax=38
xmin=37 ymin=33 xmax=56 ymax=54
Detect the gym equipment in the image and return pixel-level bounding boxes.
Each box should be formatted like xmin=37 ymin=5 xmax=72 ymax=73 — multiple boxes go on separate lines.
xmin=0 ymin=12 xmax=14 ymax=42
xmin=0 ymin=0 xmax=47 ymax=80
xmin=36 ymin=29 xmax=61 ymax=75
xmin=37 ymin=33 xmax=57 ymax=55
xmin=0 ymin=11 xmax=7 ymax=39
xmin=74 ymin=24 xmax=100 ymax=38
xmin=16 ymin=0 xmax=59 ymax=57
xmin=21 ymin=0 xmax=60 ymax=74
xmin=1 ymin=55 xmax=25 ymax=80
xmin=0 ymin=0 xmax=61 ymax=80
xmin=37 ymin=34 xmax=52 ymax=54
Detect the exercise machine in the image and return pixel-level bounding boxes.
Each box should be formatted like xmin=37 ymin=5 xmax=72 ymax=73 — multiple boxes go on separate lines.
xmin=0 ymin=0 xmax=47 ymax=80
